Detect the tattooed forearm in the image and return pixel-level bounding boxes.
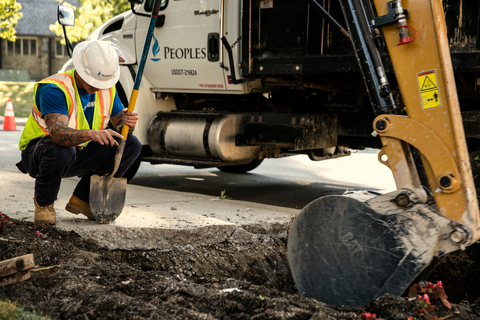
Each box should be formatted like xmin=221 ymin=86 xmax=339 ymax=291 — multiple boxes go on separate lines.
xmin=45 ymin=113 xmax=90 ymax=147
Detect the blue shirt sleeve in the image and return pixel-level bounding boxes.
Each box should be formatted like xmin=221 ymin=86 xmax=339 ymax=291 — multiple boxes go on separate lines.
xmin=36 ymin=83 xmax=69 ymax=118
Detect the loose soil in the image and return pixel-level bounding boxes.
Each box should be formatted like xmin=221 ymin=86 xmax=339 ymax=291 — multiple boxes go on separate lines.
xmin=2 ymin=219 xmax=480 ymax=320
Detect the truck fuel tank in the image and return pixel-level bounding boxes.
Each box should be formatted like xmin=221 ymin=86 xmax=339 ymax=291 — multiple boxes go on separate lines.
xmin=147 ymin=112 xmax=261 ymax=162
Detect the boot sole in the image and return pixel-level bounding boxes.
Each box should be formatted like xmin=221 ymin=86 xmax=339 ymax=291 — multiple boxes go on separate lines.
xmin=65 ymin=204 xmax=95 ymax=221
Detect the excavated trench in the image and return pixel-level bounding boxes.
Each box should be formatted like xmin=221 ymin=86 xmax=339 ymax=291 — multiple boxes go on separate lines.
xmin=81 ymin=221 xmax=480 ymax=304
xmin=3 ymin=218 xmax=480 ymax=320
xmin=95 ymin=223 xmax=298 ymax=294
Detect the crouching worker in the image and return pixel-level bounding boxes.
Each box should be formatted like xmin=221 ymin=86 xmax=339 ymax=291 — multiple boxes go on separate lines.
xmin=16 ymin=40 xmax=142 ymax=225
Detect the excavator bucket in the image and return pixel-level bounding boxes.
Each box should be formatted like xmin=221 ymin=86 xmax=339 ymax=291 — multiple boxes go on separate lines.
xmin=288 ymin=190 xmax=462 ymax=306
xmin=288 ymin=0 xmax=480 ymax=305
xmin=289 ymin=195 xmax=414 ymax=306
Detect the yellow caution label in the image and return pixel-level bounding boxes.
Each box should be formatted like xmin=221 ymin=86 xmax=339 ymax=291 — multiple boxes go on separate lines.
xmin=417 ymin=70 xmax=441 ymax=110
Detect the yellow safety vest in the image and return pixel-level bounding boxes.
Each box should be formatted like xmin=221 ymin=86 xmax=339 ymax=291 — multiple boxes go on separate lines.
xmin=19 ymin=69 xmax=116 ymax=151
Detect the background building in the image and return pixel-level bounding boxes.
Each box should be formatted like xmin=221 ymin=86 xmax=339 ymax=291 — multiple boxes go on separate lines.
xmin=0 ymin=0 xmax=79 ymax=81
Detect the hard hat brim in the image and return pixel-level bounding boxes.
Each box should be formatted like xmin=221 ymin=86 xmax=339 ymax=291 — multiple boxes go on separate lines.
xmin=72 ymin=41 xmax=121 ymax=90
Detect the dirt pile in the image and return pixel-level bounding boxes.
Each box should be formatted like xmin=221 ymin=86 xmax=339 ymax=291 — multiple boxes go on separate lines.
xmin=1 ymin=219 xmax=480 ymax=320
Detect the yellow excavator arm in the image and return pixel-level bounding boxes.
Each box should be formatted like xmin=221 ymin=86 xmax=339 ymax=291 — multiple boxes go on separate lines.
xmin=373 ymin=0 xmax=480 ymax=239
xmin=288 ymin=0 xmax=480 ymax=306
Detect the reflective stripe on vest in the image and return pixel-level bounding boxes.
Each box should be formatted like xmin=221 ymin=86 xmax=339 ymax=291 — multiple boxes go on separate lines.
xmin=19 ymin=69 xmax=116 ymax=151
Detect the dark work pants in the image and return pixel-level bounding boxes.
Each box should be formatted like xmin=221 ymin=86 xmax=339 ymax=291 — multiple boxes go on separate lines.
xmin=17 ymin=134 xmax=142 ymax=207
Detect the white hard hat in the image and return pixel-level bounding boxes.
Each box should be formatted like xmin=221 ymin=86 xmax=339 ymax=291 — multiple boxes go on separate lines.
xmin=72 ymin=40 xmax=120 ymax=89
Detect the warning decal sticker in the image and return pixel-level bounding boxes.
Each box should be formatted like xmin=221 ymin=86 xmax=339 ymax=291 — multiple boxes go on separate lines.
xmin=417 ymin=69 xmax=441 ymax=110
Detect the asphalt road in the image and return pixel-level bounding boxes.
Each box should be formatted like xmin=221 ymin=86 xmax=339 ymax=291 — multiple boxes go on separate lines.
xmin=1 ymin=126 xmax=396 ymax=210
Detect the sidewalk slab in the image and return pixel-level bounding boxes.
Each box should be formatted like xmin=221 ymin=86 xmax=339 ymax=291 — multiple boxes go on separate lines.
xmin=1 ymin=170 xmax=299 ymax=250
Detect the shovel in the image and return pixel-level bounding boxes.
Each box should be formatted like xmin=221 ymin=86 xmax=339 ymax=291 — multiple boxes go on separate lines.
xmin=89 ymin=0 xmax=163 ymax=224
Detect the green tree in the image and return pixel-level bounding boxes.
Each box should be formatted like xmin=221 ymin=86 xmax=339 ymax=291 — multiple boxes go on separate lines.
xmin=0 ymin=0 xmax=23 ymax=41
xmin=50 ymin=0 xmax=130 ymax=43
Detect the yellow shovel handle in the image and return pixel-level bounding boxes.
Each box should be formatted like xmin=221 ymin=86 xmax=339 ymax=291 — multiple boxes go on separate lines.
xmin=120 ymin=89 xmax=139 ymax=139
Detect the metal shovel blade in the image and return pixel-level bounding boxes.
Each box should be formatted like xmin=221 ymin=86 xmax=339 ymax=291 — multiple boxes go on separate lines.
xmin=90 ymin=174 xmax=127 ymax=224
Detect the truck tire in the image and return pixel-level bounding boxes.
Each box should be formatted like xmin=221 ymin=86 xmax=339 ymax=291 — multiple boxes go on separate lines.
xmin=218 ymin=159 xmax=264 ymax=174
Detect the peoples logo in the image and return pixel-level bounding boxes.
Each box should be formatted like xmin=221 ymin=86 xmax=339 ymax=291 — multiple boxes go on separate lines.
xmin=96 ymin=71 xmax=113 ymax=78
xmin=151 ymin=34 xmax=161 ymax=62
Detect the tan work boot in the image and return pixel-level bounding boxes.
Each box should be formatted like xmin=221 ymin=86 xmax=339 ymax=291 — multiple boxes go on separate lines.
xmin=65 ymin=195 xmax=95 ymax=221
xmin=34 ymin=198 xmax=56 ymax=225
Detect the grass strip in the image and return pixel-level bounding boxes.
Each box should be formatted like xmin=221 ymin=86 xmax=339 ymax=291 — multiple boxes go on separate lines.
xmin=0 ymin=299 xmax=51 ymax=320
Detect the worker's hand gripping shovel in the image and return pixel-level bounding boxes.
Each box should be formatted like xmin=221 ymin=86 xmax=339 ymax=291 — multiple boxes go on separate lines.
xmin=89 ymin=0 xmax=163 ymax=224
